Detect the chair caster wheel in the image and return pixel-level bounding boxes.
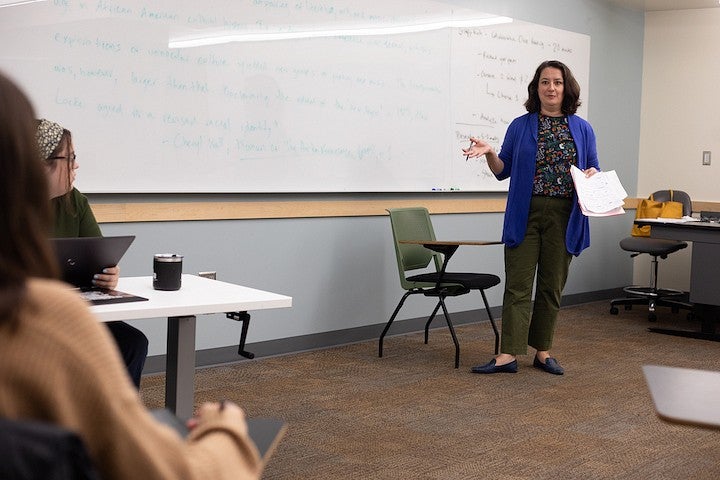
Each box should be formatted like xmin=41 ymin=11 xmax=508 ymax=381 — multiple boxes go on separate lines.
xmin=610 ymin=307 xmax=619 ymax=315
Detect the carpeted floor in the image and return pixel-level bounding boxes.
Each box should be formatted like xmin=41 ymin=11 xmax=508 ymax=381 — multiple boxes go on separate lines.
xmin=140 ymin=301 xmax=720 ymax=479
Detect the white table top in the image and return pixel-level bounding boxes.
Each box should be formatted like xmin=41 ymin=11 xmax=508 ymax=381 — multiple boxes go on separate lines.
xmin=90 ymin=274 xmax=292 ymax=322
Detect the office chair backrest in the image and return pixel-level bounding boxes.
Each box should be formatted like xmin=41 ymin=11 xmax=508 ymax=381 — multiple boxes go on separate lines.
xmin=651 ymin=190 xmax=692 ymax=216
xmin=387 ymin=208 xmax=442 ymax=290
xmin=0 ymin=418 xmax=101 ymax=480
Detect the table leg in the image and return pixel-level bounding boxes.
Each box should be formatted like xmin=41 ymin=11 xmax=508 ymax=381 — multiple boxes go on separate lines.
xmin=166 ymin=315 xmax=196 ymax=420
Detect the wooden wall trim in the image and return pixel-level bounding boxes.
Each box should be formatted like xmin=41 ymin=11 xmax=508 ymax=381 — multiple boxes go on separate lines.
xmin=692 ymin=201 xmax=719 ymax=212
xmin=624 ymin=198 xmax=717 ymax=212
xmin=92 ymin=198 xmax=508 ymax=223
xmin=91 ymin=197 xmax=717 ymax=223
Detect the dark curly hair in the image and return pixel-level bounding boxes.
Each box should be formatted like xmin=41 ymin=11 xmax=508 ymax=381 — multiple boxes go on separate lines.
xmin=524 ymin=60 xmax=582 ymax=115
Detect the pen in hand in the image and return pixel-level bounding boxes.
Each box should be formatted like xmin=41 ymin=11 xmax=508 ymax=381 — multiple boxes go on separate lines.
xmin=465 ymin=139 xmax=472 ymax=160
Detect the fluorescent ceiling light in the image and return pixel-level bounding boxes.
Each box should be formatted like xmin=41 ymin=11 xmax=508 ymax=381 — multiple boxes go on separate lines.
xmin=169 ymin=16 xmax=513 ymax=49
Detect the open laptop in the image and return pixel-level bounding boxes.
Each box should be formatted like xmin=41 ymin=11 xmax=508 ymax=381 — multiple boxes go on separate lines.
xmin=51 ymin=235 xmax=147 ymax=305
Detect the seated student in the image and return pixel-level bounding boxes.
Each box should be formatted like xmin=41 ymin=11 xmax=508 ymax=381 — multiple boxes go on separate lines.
xmin=36 ymin=118 xmax=148 ymax=389
xmin=0 ymin=70 xmax=262 ymax=480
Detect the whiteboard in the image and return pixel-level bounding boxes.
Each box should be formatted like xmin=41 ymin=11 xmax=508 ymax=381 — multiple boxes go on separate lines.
xmin=0 ymin=1 xmax=589 ymax=193
xmin=451 ymin=23 xmax=590 ymax=190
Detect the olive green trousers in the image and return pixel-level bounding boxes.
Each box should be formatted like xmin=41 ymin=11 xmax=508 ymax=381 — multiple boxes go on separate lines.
xmin=500 ymin=196 xmax=573 ymax=355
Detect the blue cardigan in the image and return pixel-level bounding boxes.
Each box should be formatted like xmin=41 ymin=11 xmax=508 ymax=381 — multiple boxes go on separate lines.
xmin=495 ymin=112 xmax=600 ymax=256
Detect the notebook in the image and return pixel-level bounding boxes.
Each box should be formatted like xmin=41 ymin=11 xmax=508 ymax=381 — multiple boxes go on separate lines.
xmin=150 ymin=408 xmax=287 ymax=463
xmin=51 ymin=235 xmax=147 ymax=305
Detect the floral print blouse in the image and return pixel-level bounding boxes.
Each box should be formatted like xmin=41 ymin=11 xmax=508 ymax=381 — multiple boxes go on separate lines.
xmin=532 ymin=114 xmax=577 ymax=198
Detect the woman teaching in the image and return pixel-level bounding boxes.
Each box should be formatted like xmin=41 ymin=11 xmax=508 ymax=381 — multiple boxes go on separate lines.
xmin=463 ymin=60 xmax=599 ymax=375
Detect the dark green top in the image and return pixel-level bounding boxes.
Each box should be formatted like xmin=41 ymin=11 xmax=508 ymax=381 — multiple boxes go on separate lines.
xmin=52 ymin=188 xmax=102 ymax=238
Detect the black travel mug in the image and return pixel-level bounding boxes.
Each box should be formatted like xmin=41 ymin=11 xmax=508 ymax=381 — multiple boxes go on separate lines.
xmin=153 ymin=254 xmax=183 ymax=290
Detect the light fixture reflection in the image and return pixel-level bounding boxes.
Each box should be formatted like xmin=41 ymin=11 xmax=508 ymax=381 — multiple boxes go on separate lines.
xmin=0 ymin=0 xmax=46 ymax=8
xmin=169 ymin=16 xmax=513 ymax=49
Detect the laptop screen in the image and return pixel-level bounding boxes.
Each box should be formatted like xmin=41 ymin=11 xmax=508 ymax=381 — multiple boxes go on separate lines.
xmin=51 ymin=235 xmax=135 ymax=288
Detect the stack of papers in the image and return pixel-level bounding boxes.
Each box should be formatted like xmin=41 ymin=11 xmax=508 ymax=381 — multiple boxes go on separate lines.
xmin=570 ymin=165 xmax=628 ymax=217
xmin=77 ymin=287 xmax=148 ymax=305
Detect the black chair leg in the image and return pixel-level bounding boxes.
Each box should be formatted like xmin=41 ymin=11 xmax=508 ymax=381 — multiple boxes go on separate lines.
xmin=424 ymin=301 xmax=442 ymax=344
xmin=438 ymin=297 xmax=460 ymax=368
xmin=381 ymin=289 xmax=497 ymax=368
xmin=481 ymin=290 xmax=500 ymax=355
xmin=379 ymin=291 xmax=413 ymax=358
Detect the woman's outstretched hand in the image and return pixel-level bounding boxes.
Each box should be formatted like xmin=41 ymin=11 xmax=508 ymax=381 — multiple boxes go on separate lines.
xmin=463 ymin=137 xmax=495 ymax=159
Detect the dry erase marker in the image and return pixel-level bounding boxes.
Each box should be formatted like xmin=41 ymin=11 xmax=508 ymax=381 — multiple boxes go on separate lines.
xmin=465 ymin=140 xmax=472 ymax=160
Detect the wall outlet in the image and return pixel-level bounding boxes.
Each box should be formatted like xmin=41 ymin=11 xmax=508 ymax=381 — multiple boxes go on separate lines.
xmin=198 ymin=271 xmax=217 ymax=280
xmin=702 ymin=150 xmax=711 ymax=166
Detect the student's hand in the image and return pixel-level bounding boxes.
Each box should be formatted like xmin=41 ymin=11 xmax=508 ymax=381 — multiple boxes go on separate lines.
xmin=93 ymin=265 xmax=119 ymax=289
xmin=186 ymin=401 xmax=248 ymax=434
xmin=583 ymin=167 xmax=599 ymax=177
xmin=463 ymin=137 xmax=495 ymax=158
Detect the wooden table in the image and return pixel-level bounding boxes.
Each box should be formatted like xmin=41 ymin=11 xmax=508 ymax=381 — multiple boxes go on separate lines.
xmin=91 ymin=274 xmax=292 ymax=419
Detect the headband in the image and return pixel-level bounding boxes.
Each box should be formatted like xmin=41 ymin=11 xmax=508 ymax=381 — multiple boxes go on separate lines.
xmin=36 ymin=118 xmax=64 ymax=160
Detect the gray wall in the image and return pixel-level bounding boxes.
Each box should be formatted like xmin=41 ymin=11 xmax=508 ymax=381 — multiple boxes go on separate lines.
xmin=96 ymin=0 xmax=644 ymax=360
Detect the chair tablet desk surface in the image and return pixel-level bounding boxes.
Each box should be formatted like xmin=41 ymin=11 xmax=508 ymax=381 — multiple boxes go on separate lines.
xmin=91 ymin=274 xmax=292 ymax=420
xmin=399 ymin=240 xmax=502 ymax=260
xmin=397 ymin=239 xmax=503 ymax=280
xmin=399 ymin=239 xmax=502 ymax=247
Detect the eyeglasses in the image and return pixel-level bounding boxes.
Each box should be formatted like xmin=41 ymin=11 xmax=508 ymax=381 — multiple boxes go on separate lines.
xmin=49 ymin=152 xmax=77 ymax=164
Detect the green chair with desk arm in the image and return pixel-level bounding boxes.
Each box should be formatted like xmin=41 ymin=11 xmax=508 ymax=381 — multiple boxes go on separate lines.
xmin=609 ymin=189 xmax=694 ymax=322
xmin=379 ymin=207 xmax=501 ymax=368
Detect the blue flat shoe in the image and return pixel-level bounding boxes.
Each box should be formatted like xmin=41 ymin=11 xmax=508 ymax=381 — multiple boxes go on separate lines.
xmin=533 ymin=356 xmax=564 ymax=375
xmin=471 ymin=359 xmax=518 ymax=374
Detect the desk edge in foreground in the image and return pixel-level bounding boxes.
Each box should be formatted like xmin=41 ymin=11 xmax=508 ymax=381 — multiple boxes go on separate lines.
xmin=643 ymin=364 xmax=720 ymax=430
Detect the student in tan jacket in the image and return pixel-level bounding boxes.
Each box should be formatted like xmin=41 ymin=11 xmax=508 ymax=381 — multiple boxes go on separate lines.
xmin=0 ymin=69 xmax=262 ymax=480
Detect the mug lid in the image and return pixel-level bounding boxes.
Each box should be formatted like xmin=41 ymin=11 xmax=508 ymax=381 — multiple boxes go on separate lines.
xmin=154 ymin=253 xmax=183 ymax=262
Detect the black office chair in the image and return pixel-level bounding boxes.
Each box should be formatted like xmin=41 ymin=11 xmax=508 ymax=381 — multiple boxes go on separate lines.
xmin=0 ymin=418 xmax=101 ymax=480
xmin=609 ymin=190 xmax=694 ymax=322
